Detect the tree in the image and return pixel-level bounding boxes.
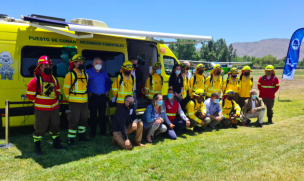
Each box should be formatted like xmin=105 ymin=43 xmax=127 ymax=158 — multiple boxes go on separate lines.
xmin=169 ymin=39 xmax=200 ymax=60
xmin=206 ymin=51 xmax=217 ymax=62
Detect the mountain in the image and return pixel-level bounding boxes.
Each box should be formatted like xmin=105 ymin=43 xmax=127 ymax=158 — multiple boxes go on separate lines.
xmin=232 ymin=38 xmax=304 ymax=60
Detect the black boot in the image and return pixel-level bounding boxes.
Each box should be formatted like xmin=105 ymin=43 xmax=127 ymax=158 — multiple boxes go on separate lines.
xmin=79 ymin=133 xmax=91 ymax=142
xmin=68 ymin=138 xmax=75 ymax=146
xmin=232 ymin=124 xmax=238 ymax=129
xmin=53 ymin=137 xmax=66 ymax=149
xmin=193 ymin=126 xmax=202 ymax=132
xmin=34 ymin=141 xmax=42 ymax=156
xmin=246 ymin=119 xmax=251 ymax=126
xmin=257 ymin=122 xmax=263 ymax=128
xmin=268 ymin=117 xmax=274 ymax=124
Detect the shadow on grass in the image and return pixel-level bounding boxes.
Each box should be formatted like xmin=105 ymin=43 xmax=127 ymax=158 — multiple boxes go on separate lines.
xmin=278 ymin=100 xmax=292 ymax=102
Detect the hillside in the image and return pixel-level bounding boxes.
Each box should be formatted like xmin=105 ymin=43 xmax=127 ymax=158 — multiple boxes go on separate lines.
xmin=232 ymin=38 xmax=304 ymax=60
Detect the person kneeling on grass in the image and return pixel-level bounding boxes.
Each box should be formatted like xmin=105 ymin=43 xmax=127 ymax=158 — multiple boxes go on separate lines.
xmin=241 ymin=89 xmax=265 ymax=127
xmin=111 ymin=95 xmax=146 ymax=150
xmin=220 ymin=90 xmax=241 ymax=129
xmin=204 ymin=92 xmax=223 ymax=129
xmin=164 ymin=88 xmax=190 ymax=140
xmin=185 ymin=89 xmax=211 ymax=131
xmin=142 ymin=94 xmax=169 ymax=143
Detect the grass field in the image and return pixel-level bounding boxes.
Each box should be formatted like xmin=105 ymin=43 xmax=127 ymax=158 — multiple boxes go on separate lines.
xmin=1 ymin=70 xmax=304 ymax=180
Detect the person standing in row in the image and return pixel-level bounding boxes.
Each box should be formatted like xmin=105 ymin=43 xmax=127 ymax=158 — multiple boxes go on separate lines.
xmin=258 ymin=65 xmax=280 ymax=124
xmin=63 ymin=54 xmax=91 ymax=146
xmin=189 ymin=64 xmax=206 ymax=97
xmin=112 ymin=61 xmax=135 ymax=109
xmin=205 ymin=64 xmax=223 ymax=99
xmin=238 ymin=66 xmax=253 ymax=110
xmin=26 ymin=56 xmax=65 ymax=155
xmin=169 ymin=64 xmax=183 ymax=102
xmin=145 ymin=62 xmax=163 ymax=100
xmin=86 ymin=57 xmax=111 ymax=139
xmin=130 ymin=57 xmax=143 ymax=111
xmin=222 ymin=68 xmax=240 ymax=103
xmin=180 ymin=63 xmax=189 ymax=100
xmin=183 ymin=61 xmax=192 ymax=81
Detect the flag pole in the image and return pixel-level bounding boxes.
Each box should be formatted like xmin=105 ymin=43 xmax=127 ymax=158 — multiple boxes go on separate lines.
xmin=278 ymin=76 xmax=283 ymax=101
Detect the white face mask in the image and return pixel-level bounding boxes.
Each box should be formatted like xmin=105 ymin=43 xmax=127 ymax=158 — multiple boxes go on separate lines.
xmin=95 ymin=64 xmax=102 ymax=70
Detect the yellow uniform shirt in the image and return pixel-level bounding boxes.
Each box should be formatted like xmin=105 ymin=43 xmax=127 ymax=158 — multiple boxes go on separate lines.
xmin=112 ymin=73 xmax=134 ymax=104
xmin=205 ymin=74 xmax=223 ymax=97
xmin=222 ymin=77 xmax=241 ymax=94
xmin=238 ymin=76 xmax=253 ymax=98
xmin=220 ymin=99 xmax=241 ymax=119
xmin=145 ymin=74 xmax=163 ymax=99
xmin=189 ymin=74 xmax=205 ymax=96
xmin=185 ymin=99 xmax=207 ymax=124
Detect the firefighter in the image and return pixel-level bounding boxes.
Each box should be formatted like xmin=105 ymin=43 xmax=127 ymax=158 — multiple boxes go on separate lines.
xmin=238 ymin=66 xmax=253 ymax=110
xmin=220 ymin=90 xmax=241 ymax=129
xmin=63 ymin=54 xmax=91 ymax=146
xmin=180 ymin=63 xmax=189 ymax=99
xmin=222 ymin=68 xmax=240 ymax=103
xmin=205 ymin=64 xmax=223 ymax=99
xmin=145 ymin=62 xmax=163 ymax=100
xmin=111 ymin=61 xmax=135 ymax=109
xmin=26 ymin=55 xmax=65 ymax=155
xmin=258 ymin=65 xmax=280 ymax=124
xmin=185 ymin=89 xmax=211 ymax=131
xmin=189 ymin=64 xmax=206 ymax=97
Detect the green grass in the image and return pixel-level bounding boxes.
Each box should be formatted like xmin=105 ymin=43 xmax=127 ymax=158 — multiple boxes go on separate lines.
xmin=1 ymin=70 xmax=304 ymax=180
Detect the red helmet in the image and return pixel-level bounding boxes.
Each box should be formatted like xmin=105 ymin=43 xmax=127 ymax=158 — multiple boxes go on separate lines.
xmin=34 ymin=55 xmax=52 ymax=75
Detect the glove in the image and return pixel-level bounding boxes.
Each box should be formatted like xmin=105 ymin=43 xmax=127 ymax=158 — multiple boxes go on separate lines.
xmin=112 ymin=97 xmax=116 ymax=103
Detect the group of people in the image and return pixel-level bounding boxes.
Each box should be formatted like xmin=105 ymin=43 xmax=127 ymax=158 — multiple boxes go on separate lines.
xmin=26 ymin=54 xmax=280 ymax=155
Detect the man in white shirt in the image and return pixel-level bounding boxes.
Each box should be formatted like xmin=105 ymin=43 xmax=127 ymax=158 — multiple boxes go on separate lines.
xmin=183 ymin=61 xmax=192 ymax=81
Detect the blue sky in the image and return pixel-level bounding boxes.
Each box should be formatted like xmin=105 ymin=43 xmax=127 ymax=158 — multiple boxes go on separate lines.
xmin=1 ymin=0 xmax=303 ymax=45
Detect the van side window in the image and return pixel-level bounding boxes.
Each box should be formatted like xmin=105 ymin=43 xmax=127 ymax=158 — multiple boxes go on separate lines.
xmin=163 ymin=56 xmax=178 ymax=75
xmin=21 ymin=46 xmax=70 ymax=77
xmin=82 ymin=50 xmax=124 ymax=77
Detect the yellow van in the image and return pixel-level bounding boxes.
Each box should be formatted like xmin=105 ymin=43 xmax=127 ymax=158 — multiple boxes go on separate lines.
xmin=0 ymin=14 xmax=211 ymax=127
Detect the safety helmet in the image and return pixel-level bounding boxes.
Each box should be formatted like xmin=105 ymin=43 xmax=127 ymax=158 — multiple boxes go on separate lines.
xmin=71 ymin=54 xmax=85 ymax=62
xmin=180 ymin=63 xmax=187 ymax=68
xmin=153 ymin=62 xmax=162 ymax=69
xmin=193 ymin=89 xmax=206 ymax=97
xmin=210 ymin=64 xmax=222 ymax=74
xmin=224 ymin=89 xmax=235 ymax=96
xmin=265 ymin=65 xmax=275 ymax=75
xmin=242 ymin=66 xmax=252 ymax=72
xmin=34 ymin=55 xmax=52 ymax=74
xmin=121 ymin=61 xmax=134 ymax=70
xmin=228 ymin=67 xmax=239 ymax=74
xmin=196 ymin=63 xmax=206 ymax=70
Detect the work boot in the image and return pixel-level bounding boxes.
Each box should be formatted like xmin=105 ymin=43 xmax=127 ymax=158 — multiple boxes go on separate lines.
xmin=34 ymin=141 xmax=42 ymax=156
xmin=68 ymin=138 xmax=75 ymax=146
xmin=268 ymin=117 xmax=274 ymax=124
xmin=241 ymin=121 xmax=246 ymax=126
xmin=79 ymin=133 xmax=91 ymax=142
xmin=53 ymin=137 xmax=66 ymax=149
xmin=134 ymin=141 xmax=146 ymax=147
xmin=232 ymin=124 xmax=238 ymax=129
xmin=246 ymin=119 xmax=251 ymax=126
xmin=193 ymin=126 xmax=203 ymax=132
xmin=257 ymin=122 xmax=263 ymax=128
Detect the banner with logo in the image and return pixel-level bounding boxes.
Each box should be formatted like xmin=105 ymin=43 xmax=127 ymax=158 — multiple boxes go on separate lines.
xmin=283 ymin=28 xmax=304 ymax=80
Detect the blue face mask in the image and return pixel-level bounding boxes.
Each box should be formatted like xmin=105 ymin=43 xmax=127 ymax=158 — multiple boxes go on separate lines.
xmin=252 ymin=95 xmax=257 ymax=99
xmin=167 ymin=93 xmax=173 ymax=99
xmin=156 ymin=69 xmax=161 ymax=75
xmin=158 ymin=100 xmax=163 ymax=106
xmin=214 ymin=99 xmax=219 ymax=104
xmin=175 ymin=70 xmax=181 ymax=75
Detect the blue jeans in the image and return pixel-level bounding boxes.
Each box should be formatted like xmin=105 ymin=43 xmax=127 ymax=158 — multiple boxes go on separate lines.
xmin=165 ymin=119 xmax=186 ymax=140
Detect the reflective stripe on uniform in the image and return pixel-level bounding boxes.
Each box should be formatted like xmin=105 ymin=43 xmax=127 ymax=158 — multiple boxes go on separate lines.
xmin=26 ymin=91 xmax=36 ymax=95
xmin=261 ymin=86 xmax=275 ymax=88
xmin=166 ymin=113 xmax=176 ymax=116
xmin=35 ymin=102 xmax=58 ymax=108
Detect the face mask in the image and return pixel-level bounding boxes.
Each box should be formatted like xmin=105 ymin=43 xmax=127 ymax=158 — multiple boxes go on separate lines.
xmin=231 ymin=75 xmax=237 ymax=78
xmin=227 ymin=97 xmax=233 ymax=101
xmin=216 ymin=71 xmax=221 ymax=75
xmin=78 ymin=64 xmax=85 ymax=70
xmin=197 ymin=97 xmax=204 ymax=103
xmin=266 ymin=71 xmax=272 ymax=76
xmin=167 ymin=93 xmax=173 ymax=99
xmin=133 ymin=64 xmax=138 ymax=69
xmin=156 ymin=69 xmax=161 ymax=75
xmin=128 ymin=102 xmax=134 ymax=109
xmin=175 ymin=70 xmax=181 ymax=75
xmin=192 ymin=69 xmax=196 ymax=73
xmin=244 ymin=72 xmax=250 ymax=76
xmin=124 ymin=71 xmax=131 ymax=75
xmin=252 ymin=95 xmax=257 ymax=99
xmin=157 ymin=100 xmax=163 ymax=106
xmin=95 ymin=64 xmax=102 ymax=71
xmin=214 ymin=99 xmax=219 ymax=104
xmin=198 ymin=70 xmax=204 ymax=75
xmin=44 ymin=68 xmax=52 ymax=75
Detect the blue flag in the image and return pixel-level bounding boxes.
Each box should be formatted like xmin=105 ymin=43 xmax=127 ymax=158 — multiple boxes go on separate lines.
xmin=283 ymin=28 xmax=304 ymax=80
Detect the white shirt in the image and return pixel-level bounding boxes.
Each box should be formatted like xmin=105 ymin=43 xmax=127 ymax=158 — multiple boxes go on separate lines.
xmin=251 ymin=99 xmax=256 ymax=109
xmin=131 ymin=69 xmax=136 ymax=90
xmin=186 ymin=71 xmax=192 ymax=81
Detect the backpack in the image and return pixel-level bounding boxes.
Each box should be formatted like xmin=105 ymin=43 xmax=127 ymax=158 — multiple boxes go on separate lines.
xmin=69 ymin=70 xmax=88 ymax=95
xmin=117 ymin=72 xmax=135 ymax=89
xmin=181 ymin=98 xmax=195 ymax=113
xmin=35 ymin=75 xmax=58 ymax=96
xmin=149 ymin=74 xmax=163 ymax=87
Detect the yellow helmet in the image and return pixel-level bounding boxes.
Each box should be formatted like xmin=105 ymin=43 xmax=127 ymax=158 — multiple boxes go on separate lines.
xmin=196 ymin=63 xmax=206 ymax=70
xmin=210 ymin=64 xmax=222 ymax=75
xmin=265 ymin=65 xmax=275 ymax=75
xmin=242 ymin=66 xmax=252 ymax=72
xmin=224 ymin=89 xmax=235 ymax=96
xmin=193 ymin=89 xmax=206 ymax=97
xmin=121 ymin=61 xmax=134 ymax=70
xmin=153 ymin=62 xmax=162 ymax=69
xmin=180 ymin=63 xmax=187 ymax=68
xmin=71 ymin=54 xmax=85 ymax=62
xmin=228 ymin=67 xmax=239 ymax=74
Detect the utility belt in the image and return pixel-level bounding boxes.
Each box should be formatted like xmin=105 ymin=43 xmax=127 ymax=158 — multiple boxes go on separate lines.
xmin=91 ymin=93 xmax=106 ymax=97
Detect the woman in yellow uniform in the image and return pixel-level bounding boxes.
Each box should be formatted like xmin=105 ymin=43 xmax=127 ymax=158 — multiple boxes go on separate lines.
xmin=238 ymin=66 xmax=253 ymax=110
xmin=222 ymin=68 xmax=240 ymax=103
xmin=145 ymin=62 xmax=163 ymax=100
